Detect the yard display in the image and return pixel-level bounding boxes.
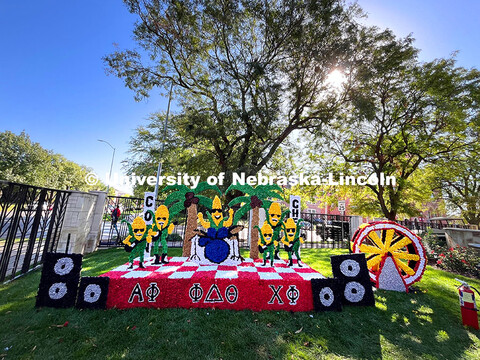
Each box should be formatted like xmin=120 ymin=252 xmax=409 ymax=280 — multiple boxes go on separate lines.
xmin=35 ymin=184 xmax=380 ymax=312
xmin=351 ymin=221 xmax=427 ymax=292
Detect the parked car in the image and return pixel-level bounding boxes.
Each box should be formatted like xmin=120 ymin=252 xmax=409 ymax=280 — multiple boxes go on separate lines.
xmin=299 ymin=220 xmax=313 ymax=230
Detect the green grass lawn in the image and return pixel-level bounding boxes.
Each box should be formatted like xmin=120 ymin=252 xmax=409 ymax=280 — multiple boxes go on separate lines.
xmin=1 ymin=248 xmax=479 ymax=360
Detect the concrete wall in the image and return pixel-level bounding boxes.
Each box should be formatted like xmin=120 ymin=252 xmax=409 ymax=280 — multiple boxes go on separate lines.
xmin=350 ymin=216 xmax=363 ymax=237
xmin=57 ymin=190 xmax=107 ymax=254
xmin=444 ymin=227 xmax=480 ymax=248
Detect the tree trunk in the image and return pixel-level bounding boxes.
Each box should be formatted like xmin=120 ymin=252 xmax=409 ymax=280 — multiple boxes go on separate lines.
xmin=183 ymin=203 xmax=197 ymax=257
xmin=250 ymin=207 xmax=260 ymax=259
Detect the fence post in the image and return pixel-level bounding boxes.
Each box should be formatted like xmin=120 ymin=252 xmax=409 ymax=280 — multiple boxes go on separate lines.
xmin=65 ymin=233 xmax=70 ymax=254
xmin=0 ymin=184 xmax=28 ymax=282
xmin=21 ymin=189 xmax=47 ymax=274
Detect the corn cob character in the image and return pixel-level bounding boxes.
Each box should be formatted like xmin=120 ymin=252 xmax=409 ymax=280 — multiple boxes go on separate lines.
xmin=198 ymin=195 xmax=234 ymax=230
xmin=122 ymin=217 xmax=152 ymax=269
xmin=256 ymin=222 xmax=277 ymax=266
xmin=265 ymin=202 xmax=289 ymax=260
xmin=147 ymin=205 xmax=175 ymax=264
xmin=281 ymin=218 xmax=305 ymax=267
xmin=194 ymin=195 xmax=236 ymax=264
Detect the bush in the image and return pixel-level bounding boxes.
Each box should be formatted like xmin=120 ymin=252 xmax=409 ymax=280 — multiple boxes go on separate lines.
xmin=421 ymin=229 xmax=480 ymax=278
xmin=167 ymin=233 xmax=183 ymax=242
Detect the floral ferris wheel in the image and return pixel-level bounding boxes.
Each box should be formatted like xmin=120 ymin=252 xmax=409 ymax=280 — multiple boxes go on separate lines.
xmin=351 ymin=221 xmax=427 ymax=292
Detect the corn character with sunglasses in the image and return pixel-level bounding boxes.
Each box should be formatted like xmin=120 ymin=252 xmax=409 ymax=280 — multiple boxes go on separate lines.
xmin=147 ymin=205 xmax=175 ymax=264
xmin=281 ymin=218 xmax=305 ymax=267
xmin=198 ymin=195 xmax=234 ymax=230
xmin=256 ymin=222 xmax=277 ymax=266
xmin=122 ymin=217 xmax=152 ymax=269
xmin=265 ymin=202 xmax=289 ymax=260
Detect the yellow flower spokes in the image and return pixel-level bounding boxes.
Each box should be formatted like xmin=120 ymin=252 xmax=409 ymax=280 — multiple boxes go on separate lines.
xmin=360 ymin=229 xmax=419 ymax=276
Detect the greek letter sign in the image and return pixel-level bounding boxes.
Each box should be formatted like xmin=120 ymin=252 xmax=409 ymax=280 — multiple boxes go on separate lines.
xmin=143 ymin=192 xmax=155 ymax=225
xmin=289 ymin=195 xmax=301 ymax=221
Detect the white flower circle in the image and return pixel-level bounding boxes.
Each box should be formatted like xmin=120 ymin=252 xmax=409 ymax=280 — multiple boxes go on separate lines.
xmin=54 ymin=257 xmax=74 ymax=276
xmin=344 ymin=281 xmax=365 ymax=303
xmin=319 ymin=287 xmax=334 ymax=307
xmin=83 ymin=284 xmax=102 ymax=303
xmin=340 ymin=259 xmax=360 ymax=278
xmin=49 ymin=282 xmax=68 ymax=300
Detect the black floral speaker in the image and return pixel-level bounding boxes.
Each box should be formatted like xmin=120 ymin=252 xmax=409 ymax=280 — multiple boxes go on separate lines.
xmin=330 ymin=254 xmax=375 ymax=307
xmin=36 ymin=253 xmax=83 ymax=308
xmin=75 ymin=277 xmax=110 ymax=309
xmin=311 ymin=278 xmax=343 ymax=311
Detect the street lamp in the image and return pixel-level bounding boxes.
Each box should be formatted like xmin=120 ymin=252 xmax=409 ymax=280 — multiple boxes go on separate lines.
xmin=153 ymin=81 xmax=174 ymax=200
xmin=98 ymin=139 xmax=116 ymax=196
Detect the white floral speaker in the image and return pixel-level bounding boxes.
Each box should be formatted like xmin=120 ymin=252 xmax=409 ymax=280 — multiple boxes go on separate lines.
xmin=36 ymin=253 xmax=83 ymax=308
xmin=330 ymin=253 xmax=375 ymax=307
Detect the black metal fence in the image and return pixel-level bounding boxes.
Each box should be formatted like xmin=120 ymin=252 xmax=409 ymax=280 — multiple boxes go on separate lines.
xmin=397 ymin=218 xmax=471 ymax=232
xmin=297 ymin=212 xmax=352 ymax=249
xmin=233 ymin=213 xmax=353 ymax=250
xmin=99 ymin=201 xmax=353 ymax=251
xmin=0 ymin=181 xmax=71 ymax=282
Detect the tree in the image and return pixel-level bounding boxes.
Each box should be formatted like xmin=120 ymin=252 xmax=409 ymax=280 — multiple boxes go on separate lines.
xmin=106 ymin=0 xmax=362 ymax=181
xmin=225 ymin=184 xmax=284 ymax=259
xmin=314 ymin=27 xmax=480 ymax=220
xmin=163 ymin=182 xmax=221 ymax=257
xmin=431 ymin=149 xmax=480 ymax=226
xmin=124 ymin=112 xmax=220 ymax=197
xmin=0 ymin=131 xmax=106 ymax=191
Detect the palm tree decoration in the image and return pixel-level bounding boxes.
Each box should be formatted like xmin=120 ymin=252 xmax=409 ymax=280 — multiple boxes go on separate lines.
xmin=163 ymin=182 xmax=221 ymax=257
xmin=225 ymin=184 xmax=284 ymax=259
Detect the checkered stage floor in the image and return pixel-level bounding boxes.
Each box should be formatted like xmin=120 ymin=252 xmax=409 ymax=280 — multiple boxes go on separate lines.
xmin=102 ymin=256 xmax=325 ymax=281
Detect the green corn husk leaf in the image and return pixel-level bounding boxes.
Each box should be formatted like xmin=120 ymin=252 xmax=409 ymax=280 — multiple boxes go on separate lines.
xmin=281 ymin=209 xmax=290 ymax=221
xmin=295 ymin=218 xmax=304 ymax=238
xmin=122 ymin=220 xmax=133 ymax=235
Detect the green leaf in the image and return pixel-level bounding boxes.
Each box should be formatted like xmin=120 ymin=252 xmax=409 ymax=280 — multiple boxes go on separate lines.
xmin=256 ymin=184 xmax=283 ymax=193
xmin=228 ymin=195 xmax=251 ymax=207
xmin=258 ymin=189 xmax=284 ymax=201
xmin=233 ymin=204 xmax=251 ymax=225
xmin=165 ymin=191 xmax=187 ymax=206
xmin=169 ymin=202 xmax=185 ymax=217
xmin=262 ymin=200 xmax=273 ymax=210
xmin=225 ymin=184 xmax=254 ymax=195
xmin=162 ymin=184 xmax=190 ymax=193
xmin=196 ymin=195 xmax=213 ymax=209
xmin=194 ymin=182 xmax=221 ymax=195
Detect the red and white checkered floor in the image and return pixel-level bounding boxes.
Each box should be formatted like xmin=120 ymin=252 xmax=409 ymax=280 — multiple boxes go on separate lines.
xmin=103 ymin=256 xmax=325 ymax=281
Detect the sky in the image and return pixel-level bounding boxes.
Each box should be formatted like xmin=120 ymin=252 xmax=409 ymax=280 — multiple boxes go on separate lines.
xmin=1 ymin=0 xmax=479 ymax=194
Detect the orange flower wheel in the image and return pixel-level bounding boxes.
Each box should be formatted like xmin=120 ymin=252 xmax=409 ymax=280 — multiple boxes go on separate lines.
xmin=351 ymin=221 xmax=427 ymax=287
